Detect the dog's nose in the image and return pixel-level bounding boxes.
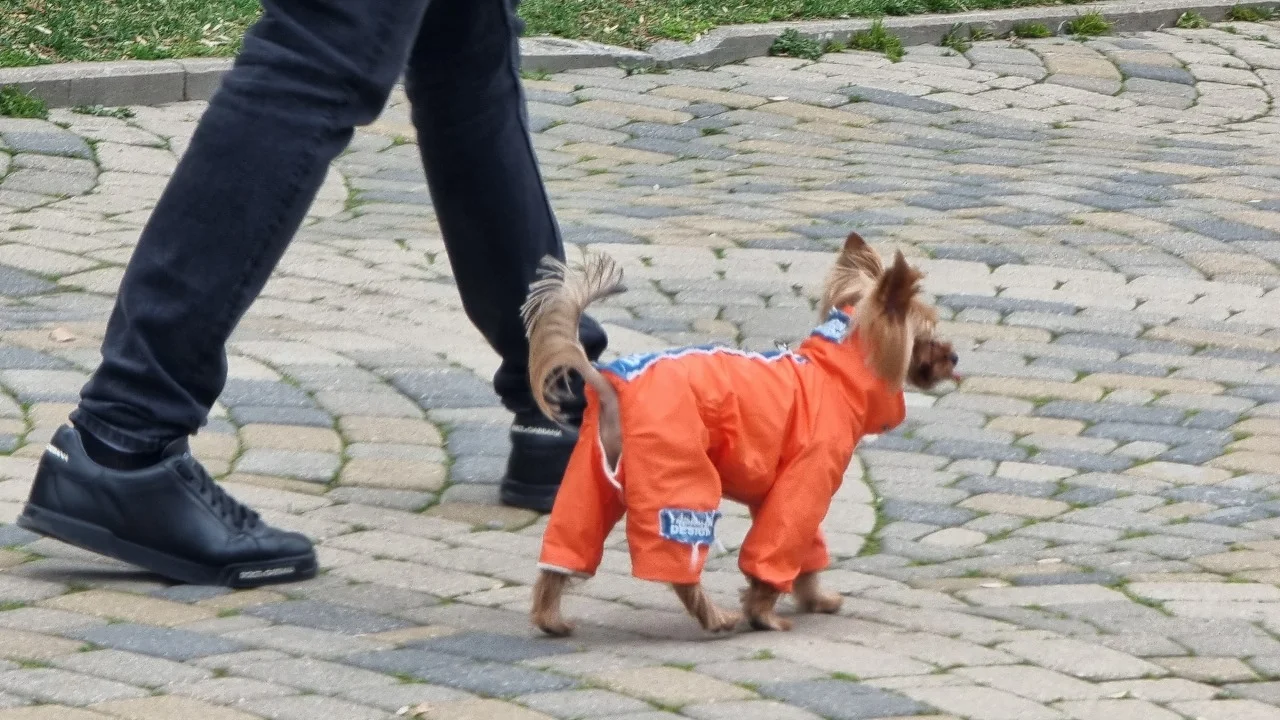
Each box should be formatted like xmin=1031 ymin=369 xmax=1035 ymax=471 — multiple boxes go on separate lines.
xmin=949 ymin=352 xmax=959 ymax=365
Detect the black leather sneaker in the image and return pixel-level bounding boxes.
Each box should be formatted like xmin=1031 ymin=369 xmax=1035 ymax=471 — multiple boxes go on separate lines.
xmin=498 ymin=411 xmax=578 ymax=513
xmin=18 ymin=425 xmax=317 ymax=588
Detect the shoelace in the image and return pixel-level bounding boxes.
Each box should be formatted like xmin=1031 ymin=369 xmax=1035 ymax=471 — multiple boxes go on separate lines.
xmin=176 ymin=455 xmax=261 ymax=530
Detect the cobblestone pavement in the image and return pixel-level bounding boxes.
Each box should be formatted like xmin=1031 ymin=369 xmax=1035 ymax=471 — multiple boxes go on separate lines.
xmin=4 ymin=19 xmax=1280 ymax=720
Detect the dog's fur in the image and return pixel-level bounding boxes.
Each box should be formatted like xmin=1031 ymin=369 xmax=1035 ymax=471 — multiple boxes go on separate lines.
xmin=523 ymin=233 xmax=957 ymax=636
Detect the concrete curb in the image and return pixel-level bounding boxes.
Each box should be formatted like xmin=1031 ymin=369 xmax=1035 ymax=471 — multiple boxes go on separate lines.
xmin=1 ymin=0 xmax=1275 ymax=109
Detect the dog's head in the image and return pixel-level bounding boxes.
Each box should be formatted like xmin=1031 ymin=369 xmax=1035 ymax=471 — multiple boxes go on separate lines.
xmin=823 ymin=233 xmax=959 ymax=390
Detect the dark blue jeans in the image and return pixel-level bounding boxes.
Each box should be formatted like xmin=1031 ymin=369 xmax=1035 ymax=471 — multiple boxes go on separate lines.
xmin=71 ymin=0 xmax=607 ymax=453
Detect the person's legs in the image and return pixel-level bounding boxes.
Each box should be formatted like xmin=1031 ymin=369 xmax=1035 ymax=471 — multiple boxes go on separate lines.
xmin=403 ymin=0 xmax=607 ymax=512
xmin=20 ymin=0 xmax=434 ymax=588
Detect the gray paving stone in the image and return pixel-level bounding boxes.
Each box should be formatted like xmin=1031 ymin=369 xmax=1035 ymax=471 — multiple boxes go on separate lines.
xmin=71 ymin=623 xmax=245 ymax=661
xmin=1010 ymin=571 xmax=1121 ymax=586
xmin=1117 ymin=63 xmax=1195 ymax=85
xmin=391 ymin=368 xmax=499 ymax=409
xmin=344 ymin=648 xmax=576 ymax=697
xmin=51 ymin=649 xmax=211 ymax=688
xmin=236 ymin=694 xmax=393 ymax=720
xmin=519 ymin=688 xmax=652 ymax=718
xmin=880 ymin=499 xmax=978 ymax=527
xmin=219 ymin=379 xmax=315 ymax=407
xmin=244 ymin=600 xmax=412 ymax=635
xmin=0 ymin=668 xmax=149 ymax=705
xmin=235 ymin=449 xmax=339 ymax=482
xmin=758 ymin=679 xmax=927 ymax=720
xmin=230 ymin=406 xmax=334 ymax=427
xmin=1 ymin=131 xmax=93 ymax=158
xmin=406 ymin=631 xmax=577 ymax=662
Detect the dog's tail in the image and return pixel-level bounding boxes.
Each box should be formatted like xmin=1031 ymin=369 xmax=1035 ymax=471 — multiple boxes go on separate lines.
xmin=522 ymin=252 xmax=626 ymax=426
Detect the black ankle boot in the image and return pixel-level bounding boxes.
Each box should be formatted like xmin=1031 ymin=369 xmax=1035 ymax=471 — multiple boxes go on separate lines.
xmin=498 ymin=411 xmax=579 ymax=513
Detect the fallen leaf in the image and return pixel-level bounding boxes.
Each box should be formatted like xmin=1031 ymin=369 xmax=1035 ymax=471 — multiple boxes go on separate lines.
xmin=49 ymin=327 xmax=76 ymax=343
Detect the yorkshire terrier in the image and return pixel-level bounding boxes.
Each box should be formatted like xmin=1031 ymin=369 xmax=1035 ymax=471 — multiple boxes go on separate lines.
xmin=522 ymin=232 xmax=958 ymax=636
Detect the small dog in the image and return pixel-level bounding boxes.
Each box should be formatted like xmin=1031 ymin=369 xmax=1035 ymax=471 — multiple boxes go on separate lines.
xmin=523 ymin=233 xmax=958 ymax=636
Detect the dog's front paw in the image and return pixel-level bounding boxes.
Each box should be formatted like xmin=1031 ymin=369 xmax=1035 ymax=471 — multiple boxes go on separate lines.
xmin=709 ymin=608 xmax=742 ymax=633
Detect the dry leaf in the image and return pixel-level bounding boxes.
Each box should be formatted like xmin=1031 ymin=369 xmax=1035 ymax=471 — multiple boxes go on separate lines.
xmin=49 ymin=327 xmax=76 ymax=343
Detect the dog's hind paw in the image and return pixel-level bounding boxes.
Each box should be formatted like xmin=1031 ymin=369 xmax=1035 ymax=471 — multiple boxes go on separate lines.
xmin=747 ymin=612 xmax=793 ymax=632
xmin=797 ymin=591 xmax=843 ymax=615
xmin=534 ymin=615 xmax=575 ymax=637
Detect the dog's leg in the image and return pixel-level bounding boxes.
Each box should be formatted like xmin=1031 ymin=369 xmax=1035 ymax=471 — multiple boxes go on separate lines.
xmin=793 ymin=571 xmax=843 ymax=614
xmin=742 ymin=576 xmax=792 ymax=631
xmin=672 ymin=583 xmax=741 ymax=633
xmin=531 ymin=570 xmax=574 ymax=637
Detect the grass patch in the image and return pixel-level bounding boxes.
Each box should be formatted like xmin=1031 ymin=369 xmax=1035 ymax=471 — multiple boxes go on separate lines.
xmin=1175 ymin=10 xmax=1210 ymax=27
xmin=770 ymin=28 xmax=825 ymax=60
xmin=1011 ymin=21 xmax=1053 ymax=37
xmin=1064 ymin=11 xmax=1112 ymax=35
xmin=0 ymin=0 xmax=260 ymax=67
xmin=3 ymin=0 xmax=1115 ymax=66
xmin=850 ymin=20 xmax=905 ymax=61
xmin=71 ymin=104 xmax=135 ymax=120
xmin=762 ymin=28 xmax=824 ymax=59
xmin=941 ymin=24 xmax=972 ymax=53
xmin=0 ymin=85 xmax=48 ymax=119
xmin=1226 ymin=4 xmax=1275 ymax=20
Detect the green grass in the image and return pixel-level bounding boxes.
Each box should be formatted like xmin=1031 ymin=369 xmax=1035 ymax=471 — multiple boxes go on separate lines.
xmin=941 ymin=24 xmax=973 ymax=53
xmin=770 ymin=28 xmax=824 ymax=60
xmin=0 ymin=85 xmax=48 ymax=119
xmin=1225 ymin=3 xmax=1275 ymax=20
xmin=0 ymin=0 xmax=261 ymax=67
xmin=850 ymin=19 xmax=905 ymax=61
xmin=3 ymin=0 xmax=1108 ymax=67
xmin=1175 ymin=10 xmax=1210 ymax=27
xmin=71 ymin=104 xmax=135 ymax=120
xmin=1010 ymin=21 xmax=1053 ymax=37
xmin=1064 ymin=11 xmax=1112 ymax=35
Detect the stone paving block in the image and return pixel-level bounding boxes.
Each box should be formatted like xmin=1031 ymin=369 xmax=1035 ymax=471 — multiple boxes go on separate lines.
xmin=517 ymin=688 xmax=652 ymax=718
xmin=51 ymin=649 xmax=211 ymax=689
xmin=71 ymin=624 xmax=244 ymax=661
xmin=0 ymin=708 xmax=111 ymax=720
xmin=344 ymin=648 xmax=576 ymax=697
xmin=87 ymin=695 xmax=262 ymax=720
xmin=758 ymin=679 xmax=930 ymax=720
xmin=998 ymin=638 xmax=1167 ymax=680
xmin=235 ymin=695 xmax=393 ymax=720
xmin=1169 ymin=699 xmax=1280 ymax=720
xmin=167 ymin=677 xmax=299 ymax=704
xmin=406 ymin=631 xmax=576 ymax=663
xmin=0 ymin=628 xmax=86 ymax=662
xmin=955 ymin=665 xmax=1101 ymax=703
xmin=410 ymin=700 xmax=555 ymax=720
xmin=591 ymin=666 xmax=755 ymax=706
xmin=232 ymin=657 xmax=397 ymax=694
xmin=244 ymin=600 xmax=412 ymax=635
xmin=0 ymin=669 xmax=149 ymax=706
xmin=42 ymin=590 xmax=216 ymax=627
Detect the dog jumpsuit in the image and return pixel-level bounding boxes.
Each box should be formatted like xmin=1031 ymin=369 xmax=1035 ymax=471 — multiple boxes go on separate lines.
xmin=537 ymin=307 xmax=907 ymax=592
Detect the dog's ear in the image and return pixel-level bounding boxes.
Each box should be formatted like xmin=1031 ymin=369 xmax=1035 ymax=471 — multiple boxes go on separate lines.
xmin=872 ymin=251 xmax=923 ymax=320
xmin=819 ymin=232 xmax=884 ymax=319
xmin=857 ymin=251 xmax=927 ymax=388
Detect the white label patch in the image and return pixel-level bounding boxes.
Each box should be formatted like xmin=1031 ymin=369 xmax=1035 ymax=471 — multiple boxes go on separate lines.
xmin=45 ymin=445 xmax=68 ymax=463
xmin=658 ymin=508 xmax=721 ymax=546
xmin=237 ymin=567 xmax=297 ymax=581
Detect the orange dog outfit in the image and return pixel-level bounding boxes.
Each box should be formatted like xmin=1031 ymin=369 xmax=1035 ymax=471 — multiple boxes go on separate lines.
xmin=538 ymin=306 xmax=907 ymax=592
